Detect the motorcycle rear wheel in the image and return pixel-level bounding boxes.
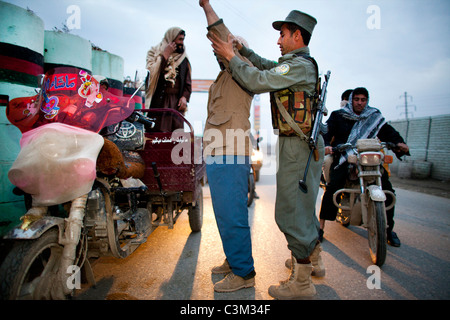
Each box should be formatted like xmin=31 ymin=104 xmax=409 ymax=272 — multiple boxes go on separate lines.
xmin=0 ymin=228 xmax=62 ymax=300
xmin=366 ymin=199 xmax=387 ymax=267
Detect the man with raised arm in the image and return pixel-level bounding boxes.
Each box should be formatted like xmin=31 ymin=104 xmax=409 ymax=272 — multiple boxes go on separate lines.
xmin=200 ymin=0 xmax=256 ymax=293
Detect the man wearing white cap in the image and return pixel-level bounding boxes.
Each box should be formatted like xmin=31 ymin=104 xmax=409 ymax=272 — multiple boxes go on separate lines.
xmin=208 ymin=9 xmax=325 ymax=299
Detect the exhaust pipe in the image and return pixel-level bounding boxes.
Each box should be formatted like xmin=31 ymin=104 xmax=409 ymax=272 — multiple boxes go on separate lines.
xmin=55 ymin=194 xmax=88 ymax=298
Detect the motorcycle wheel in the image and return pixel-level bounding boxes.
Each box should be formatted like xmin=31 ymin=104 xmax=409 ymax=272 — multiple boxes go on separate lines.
xmin=188 ymin=182 xmax=203 ymax=232
xmin=247 ymin=171 xmax=255 ymax=207
xmin=0 ymin=228 xmax=63 ymax=300
xmin=366 ymin=199 xmax=387 ymax=267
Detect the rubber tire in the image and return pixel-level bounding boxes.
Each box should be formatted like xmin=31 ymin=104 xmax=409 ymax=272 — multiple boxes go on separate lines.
xmin=367 ymin=200 xmax=387 ymax=267
xmin=0 ymin=228 xmax=63 ymax=300
xmin=188 ymin=183 xmax=203 ymax=232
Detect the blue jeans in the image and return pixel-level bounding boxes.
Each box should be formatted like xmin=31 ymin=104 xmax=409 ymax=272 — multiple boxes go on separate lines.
xmin=206 ymin=155 xmax=254 ymax=277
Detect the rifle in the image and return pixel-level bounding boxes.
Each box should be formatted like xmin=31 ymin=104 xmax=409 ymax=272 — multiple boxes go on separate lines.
xmin=298 ymin=70 xmax=331 ymax=193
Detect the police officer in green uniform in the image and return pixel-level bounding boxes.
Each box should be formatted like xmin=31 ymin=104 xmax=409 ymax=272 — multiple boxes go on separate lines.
xmin=208 ymin=10 xmax=325 ymax=299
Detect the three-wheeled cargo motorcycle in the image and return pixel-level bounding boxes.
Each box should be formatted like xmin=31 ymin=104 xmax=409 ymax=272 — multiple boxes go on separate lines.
xmin=0 ymin=67 xmax=205 ymax=299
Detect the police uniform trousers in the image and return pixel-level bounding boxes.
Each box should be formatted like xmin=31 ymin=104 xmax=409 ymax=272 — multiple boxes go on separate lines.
xmin=206 ymin=155 xmax=255 ymax=277
xmin=275 ymin=135 xmax=324 ymax=260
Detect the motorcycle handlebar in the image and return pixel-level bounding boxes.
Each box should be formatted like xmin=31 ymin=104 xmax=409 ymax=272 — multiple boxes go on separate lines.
xmin=384 ymin=142 xmax=397 ymax=150
xmin=332 ymin=143 xmax=353 ymax=154
xmin=331 ymin=141 xmax=397 ymax=155
xmin=127 ymin=111 xmax=155 ymax=129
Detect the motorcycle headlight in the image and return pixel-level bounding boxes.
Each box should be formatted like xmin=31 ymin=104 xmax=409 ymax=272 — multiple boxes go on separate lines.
xmin=360 ymin=152 xmax=382 ymax=166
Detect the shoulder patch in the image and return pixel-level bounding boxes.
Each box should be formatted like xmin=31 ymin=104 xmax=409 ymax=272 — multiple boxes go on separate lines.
xmin=274 ymin=64 xmax=290 ymax=75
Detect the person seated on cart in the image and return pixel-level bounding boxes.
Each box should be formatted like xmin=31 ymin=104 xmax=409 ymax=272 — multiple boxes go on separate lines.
xmin=145 ymin=27 xmax=192 ymax=132
xmin=318 ymin=87 xmax=410 ymax=246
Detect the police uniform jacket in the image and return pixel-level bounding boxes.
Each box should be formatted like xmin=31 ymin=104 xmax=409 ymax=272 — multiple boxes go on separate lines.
xmin=228 ymin=46 xmax=318 ymax=137
xmin=229 ymin=46 xmax=316 ymax=97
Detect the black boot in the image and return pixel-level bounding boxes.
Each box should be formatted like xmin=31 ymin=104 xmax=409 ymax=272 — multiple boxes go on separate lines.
xmin=387 ymin=230 xmax=401 ymax=247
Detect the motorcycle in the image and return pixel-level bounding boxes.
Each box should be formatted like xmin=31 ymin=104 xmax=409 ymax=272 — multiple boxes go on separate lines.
xmin=0 ymin=67 xmax=205 ymax=299
xmin=323 ymin=138 xmax=395 ymax=267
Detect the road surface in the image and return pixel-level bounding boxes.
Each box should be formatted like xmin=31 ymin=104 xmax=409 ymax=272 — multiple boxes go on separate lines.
xmin=75 ymin=168 xmax=450 ymax=301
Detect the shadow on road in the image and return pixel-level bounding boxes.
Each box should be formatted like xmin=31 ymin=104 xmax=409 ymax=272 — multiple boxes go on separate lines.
xmin=159 ymin=231 xmax=202 ymax=299
xmin=75 ymin=276 xmax=115 ymax=300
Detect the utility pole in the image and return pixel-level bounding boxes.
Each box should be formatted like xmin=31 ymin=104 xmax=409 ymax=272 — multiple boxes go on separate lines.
xmin=396 ymin=91 xmax=416 ymax=144
xmin=397 ymin=91 xmax=416 ymax=120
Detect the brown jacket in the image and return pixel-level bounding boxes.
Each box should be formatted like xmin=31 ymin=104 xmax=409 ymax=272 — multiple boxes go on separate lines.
xmin=203 ymin=19 xmax=253 ymax=157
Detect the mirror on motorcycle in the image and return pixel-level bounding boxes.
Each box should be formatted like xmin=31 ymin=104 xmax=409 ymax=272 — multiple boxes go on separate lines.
xmin=34 ymin=74 xmax=45 ymax=94
xmin=127 ymin=69 xmax=149 ymax=101
xmin=37 ymin=74 xmax=45 ymax=87
xmin=134 ymin=69 xmax=149 ymax=91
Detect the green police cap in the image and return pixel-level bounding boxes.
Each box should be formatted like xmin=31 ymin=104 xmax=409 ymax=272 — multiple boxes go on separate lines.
xmin=272 ymin=10 xmax=317 ymax=35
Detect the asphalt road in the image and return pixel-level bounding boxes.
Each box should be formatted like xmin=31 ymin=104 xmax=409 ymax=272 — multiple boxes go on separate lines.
xmin=75 ymin=169 xmax=450 ymax=301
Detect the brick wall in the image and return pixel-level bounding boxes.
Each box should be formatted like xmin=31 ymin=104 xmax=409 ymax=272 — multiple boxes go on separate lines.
xmin=387 ymin=114 xmax=450 ymax=181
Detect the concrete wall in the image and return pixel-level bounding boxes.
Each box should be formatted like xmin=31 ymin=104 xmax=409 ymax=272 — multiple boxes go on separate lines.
xmin=0 ymin=1 xmax=126 ymax=237
xmin=0 ymin=1 xmax=45 ymax=235
xmin=387 ymin=114 xmax=450 ymax=181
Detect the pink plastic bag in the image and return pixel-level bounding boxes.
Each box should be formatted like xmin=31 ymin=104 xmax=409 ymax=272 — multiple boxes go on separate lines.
xmin=8 ymin=123 xmax=104 ymax=206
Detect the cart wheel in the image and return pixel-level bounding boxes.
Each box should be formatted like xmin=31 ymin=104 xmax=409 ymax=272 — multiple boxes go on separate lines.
xmin=188 ymin=183 xmax=203 ymax=232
